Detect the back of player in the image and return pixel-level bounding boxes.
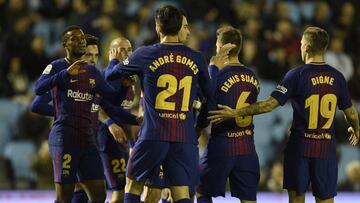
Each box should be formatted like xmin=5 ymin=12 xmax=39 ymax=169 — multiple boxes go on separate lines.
xmin=105 ymin=5 xmax=213 ymax=203
xmin=197 ymin=26 xmax=260 ymax=203
xmin=270 ymin=27 xmax=354 ymax=201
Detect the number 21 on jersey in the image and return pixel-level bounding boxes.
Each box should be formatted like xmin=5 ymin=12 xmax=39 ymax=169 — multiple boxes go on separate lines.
xmin=155 ymin=74 xmax=192 ymax=111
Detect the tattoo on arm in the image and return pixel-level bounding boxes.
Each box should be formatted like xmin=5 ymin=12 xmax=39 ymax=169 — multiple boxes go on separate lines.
xmin=344 ymin=105 xmax=360 ymax=132
xmin=238 ymin=96 xmax=280 ymax=116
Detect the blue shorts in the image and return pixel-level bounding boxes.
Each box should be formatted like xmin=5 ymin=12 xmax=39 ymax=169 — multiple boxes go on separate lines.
xmin=198 ymin=151 xmax=259 ymax=201
xmin=283 ymin=153 xmax=337 ymax=199
xmin=49 ymin=145 xmax=104 ymax=184
xmin=99 ymin=147 xmax=128 ymax=190
xmin=145 ymin=166 xmax=196 ymax=196
xmin=127 ymin=140 xmax=198 ymax=186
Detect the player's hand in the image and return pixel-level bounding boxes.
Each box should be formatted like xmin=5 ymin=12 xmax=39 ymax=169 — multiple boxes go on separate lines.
xmin=136 ymin=115 xmax=143 ymax=125
xmin=348 ymin=127 xmax=359 ymax=146
xmin=210 ymin=43 xmax=236 ymax=69
xmin=161 ymin=188 xmax=173 ymax=202
xmin=109 ymin=48 xmax=121 ymax=61
xmin=208 ymin=104 xmax=238 ymax=125
xmin=108 ymin=123 xmax=127 ymax=143
xmin=67 ymin=60 xmax=87 ymax=75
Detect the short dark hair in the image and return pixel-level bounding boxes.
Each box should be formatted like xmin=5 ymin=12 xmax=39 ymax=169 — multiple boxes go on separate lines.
xmin=216 ymin=26 xmax=243 ymax=56
xmin=155 ymin=5 xmax=183 ymax=36
xmin=85 ymin=34 xmax=99 ymax=47
xmin=61 ymin=25 xmax=82 ymax=44
xmin=303 ymin=26 xmax=329 ymax=55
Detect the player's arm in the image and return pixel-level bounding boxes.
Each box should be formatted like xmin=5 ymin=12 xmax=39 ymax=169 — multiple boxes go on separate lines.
xmin=31 ymin=92 xmax=54 ymax=117
xmin=208 ymin=96 xmax=280 ymax=124
xmin=34 ymin=60 xmax=87 ymax=95
xmin=105 ymin=47 xmax=144 ymax=81
xmin=343 ymin=105 xmax=360 ymax=145
xmin=100 ymin=100 xmax=139 ymax=126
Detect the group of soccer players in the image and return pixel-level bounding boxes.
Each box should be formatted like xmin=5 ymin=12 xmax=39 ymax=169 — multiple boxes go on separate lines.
xmin=32 ymin=4 xmax=359 ymax=203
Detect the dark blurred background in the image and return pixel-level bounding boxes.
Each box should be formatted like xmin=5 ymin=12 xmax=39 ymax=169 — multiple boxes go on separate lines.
xmin=0 ymin=0 xmax=359 ymax=192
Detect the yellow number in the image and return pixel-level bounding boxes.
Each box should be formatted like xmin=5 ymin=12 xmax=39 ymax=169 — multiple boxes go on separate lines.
xmin=112 ymin=158 xmax=126 ymax=173
xmin=155 ymin=74 xmax=193 ymax=111
xmin=305 ymin=94 xmax=337 ymax=129
xmin=179 ymin=76 xmax=192 ymax=111
xmin=305 ymin=95 xmax=319 ymax=129
xmin=155 ymin=74 xmax=177 ymax=111
xmin=235 ymin=91 xmax=253 ymax=127
xmin=320 ymin=94 xmax=336 ymax=129
xmin=62 ymin=154 xmax=71 ymax=169
xmin=120 ymin=158 xmax=126 ymax=172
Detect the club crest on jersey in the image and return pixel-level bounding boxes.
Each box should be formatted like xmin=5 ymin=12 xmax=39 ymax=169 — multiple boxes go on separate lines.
xmin=89 ymin=79 xmax=96 ymax=88
xmin=42 ymin=64 xmax=52 ymax=74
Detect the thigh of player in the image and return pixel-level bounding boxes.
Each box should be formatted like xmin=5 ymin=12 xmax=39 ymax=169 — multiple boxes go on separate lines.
xmin=163 ymin=143 xmax=199 ymax=186
xmin=49 ymin=145 xmax=81 ymax=184
xmin=126 ymin=140 xmax=169 ymax=182
xmin=310 ymin=158 xmax=337 ymax=200
xmin=99 ymin=148 xmax=128 ymax=190
xmin=230 ymin=152 xmax=260 ymax=201
xmin=197 ymin=150 xmax=233 ymax=197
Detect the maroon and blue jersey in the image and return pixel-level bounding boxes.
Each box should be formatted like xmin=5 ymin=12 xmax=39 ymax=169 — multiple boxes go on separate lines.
xmin=271 ymin=64 xmax=352 ymax=159
xmin=34 ymin=58 xmax=117 ymax=147
xmin=105 ymin=43 xmax=214 ymax=144
xmin=210 ymin=65 xmax=260 ymax=156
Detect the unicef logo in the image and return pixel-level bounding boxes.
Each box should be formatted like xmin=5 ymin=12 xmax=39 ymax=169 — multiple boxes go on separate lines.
xmin=179 ymin=113 xmax=186 ymax=120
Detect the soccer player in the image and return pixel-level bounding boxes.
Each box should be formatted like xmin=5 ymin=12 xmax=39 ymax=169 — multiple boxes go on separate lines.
xmin=105 ymin=5 xmax=214 ymax=203
xmin=34 ymin=25 xmax=117 ymax=203
xmin=208 ymin=26 xmax=360 ymax=203
xmin=97 ymin=37 xmax=139 ymax=203
xmin=196 ymin=26 xmax=260 ymax=203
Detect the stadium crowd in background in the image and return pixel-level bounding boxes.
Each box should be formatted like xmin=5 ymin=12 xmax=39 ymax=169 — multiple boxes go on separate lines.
xmin=0 ymin=0 xmax=359 ymax=195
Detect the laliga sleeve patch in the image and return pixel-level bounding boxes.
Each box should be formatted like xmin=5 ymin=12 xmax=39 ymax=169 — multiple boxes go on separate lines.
xmin=123 ymin=58 xmax=129 ymax=65
xmin=42 ymin=64 xmax=53 ymax=74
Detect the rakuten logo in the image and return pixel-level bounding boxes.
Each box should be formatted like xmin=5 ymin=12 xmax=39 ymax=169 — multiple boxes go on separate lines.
xmin=67 ymin=90 xmax=93 ymax=102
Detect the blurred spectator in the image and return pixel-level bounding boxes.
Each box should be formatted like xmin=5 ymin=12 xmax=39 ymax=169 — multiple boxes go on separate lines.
xmin=23 ymin=35 xmax=51 ymax=81
xmin=325 ymin=36 xmax=354 ymax=81
xmin=338 ymin=160 xmax=360 ymax=191
xmin=31 ymin=140 xmax=53 ymax=189
xmin=267 ymin=161 xmax=284 ymax=192
xmin=348 ymin=64 xmax=360 ymax=102
xmin=6 ymin=56 xmax=29 ymax=97
xmin=306 ymin=1 xmax=332 ymax=34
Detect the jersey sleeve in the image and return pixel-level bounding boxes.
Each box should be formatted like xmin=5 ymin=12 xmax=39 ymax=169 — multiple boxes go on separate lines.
xmin=34 ymin=63 xmax=69 ymax=95
xmin=208 ymin=64 xmax=219 ymax=79
xmin=105 ymin=47 xmax=145 ymax=81
xmin=100 ymin=100 xmax=138 ymax=125
xmin=30 ymin=91 xmax=54 ymax=117
xmin=95 ymin=68 xmax=118 ymax=100
xmin=337 ymin=74 xmax=353 ymax=110
xmin=270 ymin=68 xmax=298 ymax=106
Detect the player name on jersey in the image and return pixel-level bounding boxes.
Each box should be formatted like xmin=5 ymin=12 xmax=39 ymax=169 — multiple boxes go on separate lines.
xmin=311 ymin=76 xmax=334 ymax=86
xmin=149 ymin=53 xmax=199 ymax=74
xmin=221 ymin=74 xmax=259 ymax=93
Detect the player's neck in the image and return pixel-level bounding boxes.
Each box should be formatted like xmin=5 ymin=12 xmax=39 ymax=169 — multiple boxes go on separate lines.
xmin=160 ymin=35 xmax=182 ymax=44
xmin=65 ymin=55 xmax=82 ymax=65
xmin=225 ymin=57 xmax=243 ymax=66
xmin=305 ymin=55 xmax=325 ymax=65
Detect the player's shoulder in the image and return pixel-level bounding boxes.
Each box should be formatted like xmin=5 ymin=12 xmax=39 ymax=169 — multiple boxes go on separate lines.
xmin=42 ymin=58 xmax=67 ymax=74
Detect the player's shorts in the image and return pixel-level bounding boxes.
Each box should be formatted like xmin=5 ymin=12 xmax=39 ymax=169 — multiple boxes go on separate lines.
xmin=145 ymin=166 xmax=196 ymax=196
xmin=99 ymin=146 xmax=129 ymax=190
xmin=283 ymin=151 xmax=337 ymax=199
xmin=197 ymin=151 xmax=259 ymax=201
xmin=127 ymin=140 xmax=198 ymax=186
xmin=49 ymin=145 xmax=104 ymax=184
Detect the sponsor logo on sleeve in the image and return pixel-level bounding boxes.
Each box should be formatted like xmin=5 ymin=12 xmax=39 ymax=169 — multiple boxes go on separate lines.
xmin=42 ymin=64 xmax=52 ymax=74
xmin=275 ymin=85 xmax=288 ymax=94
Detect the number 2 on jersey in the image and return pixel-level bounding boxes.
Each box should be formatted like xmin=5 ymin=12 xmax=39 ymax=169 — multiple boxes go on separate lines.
xmin=155 ymin=74 xmax=192 ymax=111
xmin=235 ymin=91 xmax=253 ymax=127
xmin=305 ymin=94 xmax=336 ymax=129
